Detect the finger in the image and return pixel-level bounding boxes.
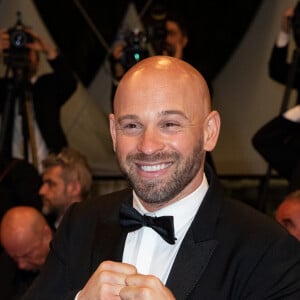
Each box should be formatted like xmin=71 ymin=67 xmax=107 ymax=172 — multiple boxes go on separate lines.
xmin=99 ymin=260 xmax=137 ymax=276
xmin=98 ymin=282 xmax=125 ymax=298
xmin=99 ymin=269 xmax=130 ymax=286
xmin=125 ymin=273 xmax=159 ymax=288
xmin=121 ymin=274 xmax=176 ymax=300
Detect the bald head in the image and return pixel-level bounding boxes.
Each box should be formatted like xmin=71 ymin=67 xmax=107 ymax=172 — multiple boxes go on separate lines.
xmin=110 ymin=56 xmax=220 ymax=210
xmin=275 ymin=190 xmax=300 ymax=242
xmin=0 ymin=206 xmax=53 ymax=271
xmin=114 ymin=56 xmax=211 ymax=117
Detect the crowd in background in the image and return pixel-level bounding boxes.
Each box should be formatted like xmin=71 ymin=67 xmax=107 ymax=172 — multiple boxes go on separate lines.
xmin=0 ymin=2 xmax=300 ymax=299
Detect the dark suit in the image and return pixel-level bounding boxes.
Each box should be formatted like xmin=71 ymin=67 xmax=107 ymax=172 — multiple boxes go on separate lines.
xmin=23 ymin=165 xmax=300 ymax=299
xmin=0 ymin=54 xmax=77 ymax=157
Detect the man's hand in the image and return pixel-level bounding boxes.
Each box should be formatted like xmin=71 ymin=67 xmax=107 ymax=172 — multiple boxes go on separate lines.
xmin=0 ymin=28 xmax=10 ymax=53
xmin=281 ymin=6 xmax=295 ymax=34
xmin=25 ymin=28 xmax=57 ymax=60
xmin=78 ymin=260 xmax=175 ymax=300
xmin=78 ymin=261 xmax=137 ymax=300
xmin=120 ymin=273 xmax=176 ymax=300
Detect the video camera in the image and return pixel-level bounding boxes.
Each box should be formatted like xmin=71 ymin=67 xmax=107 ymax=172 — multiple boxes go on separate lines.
xmin=117 ymin=4 xmax=168 ymax=71
xmin=3 ymin=11 xmax=34 ymax=70
xmin=118 ymin=28 xmax=150 ymax=71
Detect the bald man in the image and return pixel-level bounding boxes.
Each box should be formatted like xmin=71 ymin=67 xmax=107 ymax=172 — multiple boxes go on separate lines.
xmin=24 ymin=56 xmax=300 ymax=299
xmin=0 ymin=206 xmax=53 ymax=299
xmin=275 ymin=190 xmax=300 ymax=241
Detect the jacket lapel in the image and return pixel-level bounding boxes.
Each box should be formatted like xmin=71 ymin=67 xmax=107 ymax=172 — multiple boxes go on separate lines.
xmin=166 ymin=235 xmax=218 ymax=298
xmin=166 ymin=165 xmax=224 ymax=298
xmin=90 ymin=190 xmax=132 ymax=272
xmin=88 ymin=167 xmax=224 ymax=298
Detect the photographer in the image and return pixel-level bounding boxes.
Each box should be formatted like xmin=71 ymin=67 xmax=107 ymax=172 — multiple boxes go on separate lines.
xmin=252 ymin=4 xmax=300 ymax=193
xmin=0 ymin=24 xmax=77 ymax=172
xmin=109 ymin=9 xmax=189 ymax=104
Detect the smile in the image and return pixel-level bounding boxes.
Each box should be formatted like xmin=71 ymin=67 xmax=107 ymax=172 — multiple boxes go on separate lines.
xmin=139 ymin=163 xmax=172 ymax=172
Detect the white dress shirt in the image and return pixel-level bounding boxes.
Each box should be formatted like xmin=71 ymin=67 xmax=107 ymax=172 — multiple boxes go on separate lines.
xmin=75 ymin=175 xmax=208 ymax=299
xmin=122 ymin=174 xmax=208 ymax=284
xmin=276 ymin=30 xmax=289 ymax=48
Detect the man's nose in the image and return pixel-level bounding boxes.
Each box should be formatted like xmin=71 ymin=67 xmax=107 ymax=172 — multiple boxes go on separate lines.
xmin=137 ymin=128 xmax=164 ymax=154
xmin=38 ymin=183 xmax=47 ymax=195
xmin=17 ymin=258 xmax=30 ymax=270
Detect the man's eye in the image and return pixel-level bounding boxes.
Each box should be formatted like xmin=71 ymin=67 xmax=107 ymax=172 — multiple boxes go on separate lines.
xmin=124 ymin=123 xmax=138 ymax=129
xmin=161 ymin=121 xmax=182 ymax=131
xmin=120 ymin=122 xmax=140 ymax=130
xmin=283 ymin=220 xmax=294 ymax=229
xmin=118 ymin=122 xmax=142 ymax=135
xmin=164 ymin=122 xmax=179 ymax=127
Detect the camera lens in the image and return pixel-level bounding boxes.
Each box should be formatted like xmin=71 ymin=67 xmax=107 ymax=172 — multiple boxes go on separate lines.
xmin=10 ymin=30 xmax=28 ymax=47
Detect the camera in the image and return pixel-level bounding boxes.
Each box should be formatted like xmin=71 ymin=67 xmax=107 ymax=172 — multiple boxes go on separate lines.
xmin=113 ymin=4 xmax=169 ymax=71
xmin=9 ymin=27 xmax=33 ymax=49
xmin=118 ymin=28 xmax=150 ymax=71
xmin=3 ymin=11 xmax=34 ymax=70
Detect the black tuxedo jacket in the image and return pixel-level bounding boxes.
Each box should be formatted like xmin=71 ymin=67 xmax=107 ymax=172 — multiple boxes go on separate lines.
xmin=0 ymin=55 xmax=77 ymax=155
xmin=23 ymin=166 xmax=300 ymax=299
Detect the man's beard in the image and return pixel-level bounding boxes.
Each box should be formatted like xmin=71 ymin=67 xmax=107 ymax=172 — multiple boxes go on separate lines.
xmin=42 ymin=199 xmax=58 ymax=217
xmin=117 ymin=140 xmax=204 ymax=205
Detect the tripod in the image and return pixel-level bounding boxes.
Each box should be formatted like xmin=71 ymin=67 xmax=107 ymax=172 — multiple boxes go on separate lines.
xmin=0 ymin=55 xmax=38 ymax=170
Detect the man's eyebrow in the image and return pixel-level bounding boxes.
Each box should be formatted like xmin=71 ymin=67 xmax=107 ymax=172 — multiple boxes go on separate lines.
xmin=117 ymin=115 xmax=139 ymax=123
xmin=117 ymin=110 xmax=188 ymax=123
xmin=159 ymin=110 xmax=188 ymax=119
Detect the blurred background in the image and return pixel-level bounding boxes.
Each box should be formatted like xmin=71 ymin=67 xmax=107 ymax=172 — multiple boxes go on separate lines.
xmin=0 ymin=0 xmax=298 ymax=207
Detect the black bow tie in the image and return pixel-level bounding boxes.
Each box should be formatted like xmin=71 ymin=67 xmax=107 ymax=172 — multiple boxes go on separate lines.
xmin=119 ymin=201 xmax=176 ymax=245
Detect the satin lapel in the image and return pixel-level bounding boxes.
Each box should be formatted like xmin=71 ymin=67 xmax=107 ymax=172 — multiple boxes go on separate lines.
xmin=90 ymin=190 xmax=133 ymax=273
xmin=166 ymin=231 xmax=218 ymax=298
xmin=166 ymin=164 xmax=223 ymax=298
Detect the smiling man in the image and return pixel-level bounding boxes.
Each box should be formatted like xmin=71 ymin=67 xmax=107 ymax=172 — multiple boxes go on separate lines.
xmin=23 ymin=56 xmax=300 ymax=300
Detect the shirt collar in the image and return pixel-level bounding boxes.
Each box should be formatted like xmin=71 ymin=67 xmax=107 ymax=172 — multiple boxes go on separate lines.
xmin=133 ymin=174 xmax=209 ymax=235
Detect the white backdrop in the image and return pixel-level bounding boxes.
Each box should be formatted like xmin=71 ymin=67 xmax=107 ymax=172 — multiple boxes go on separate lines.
xmin=0 ymin=0 xmax=298 ymax=176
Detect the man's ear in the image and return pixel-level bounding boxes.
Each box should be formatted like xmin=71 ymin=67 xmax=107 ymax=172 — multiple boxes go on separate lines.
xmin=203 ymin=110 xmax=221 ymax=152
xmin=183 ymin=36 xmax=188 ymax=48
xmin=43 ymin=224 xmax=53 ymax=243
xmin=67 ymin=180 xmax=81 ymax=196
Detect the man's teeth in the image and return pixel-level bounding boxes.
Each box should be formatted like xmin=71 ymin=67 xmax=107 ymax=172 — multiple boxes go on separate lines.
xmin=141 ymin=163 xmax=171 ymax=171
